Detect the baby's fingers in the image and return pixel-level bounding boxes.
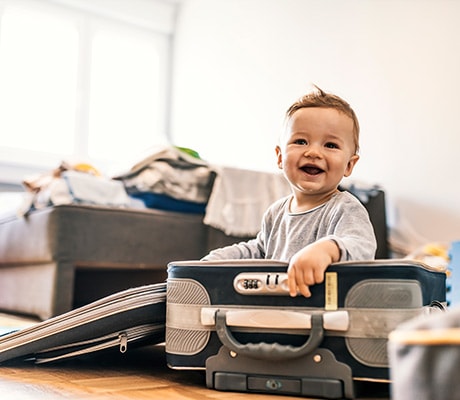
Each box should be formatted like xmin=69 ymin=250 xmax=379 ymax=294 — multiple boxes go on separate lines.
xmin=296 ymin=282 xmax=312 ymax=298
xmin=287 ymin=264 xmax=312 ymax=298
xmin=287 ymin=267 xmax=298 ymax=297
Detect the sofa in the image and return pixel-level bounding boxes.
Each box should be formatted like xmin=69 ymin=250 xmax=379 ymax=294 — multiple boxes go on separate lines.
xmin=0 ymin=204 xmax=251 ymax=320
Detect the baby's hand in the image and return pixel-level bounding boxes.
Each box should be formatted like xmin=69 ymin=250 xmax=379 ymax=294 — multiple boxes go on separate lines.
xmin=287 ymin=240 xmax=340 ymax=297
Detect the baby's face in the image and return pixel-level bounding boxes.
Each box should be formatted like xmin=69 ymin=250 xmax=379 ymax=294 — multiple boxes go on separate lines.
xmin=276 ymin=107 xmax=359 ymax=201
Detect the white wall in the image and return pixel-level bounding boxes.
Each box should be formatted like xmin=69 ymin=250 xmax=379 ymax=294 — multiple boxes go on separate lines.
xmin=170 ymin=0 xmax=460 ymax=254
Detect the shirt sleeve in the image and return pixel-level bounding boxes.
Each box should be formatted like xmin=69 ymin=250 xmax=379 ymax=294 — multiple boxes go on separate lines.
xmin=201 ymin=236 xmax=265 ymax=260
xmin=323 ymin=194 xmax=377 ymax=261
xmin=200 ymin=202 xmax=279 ymax=261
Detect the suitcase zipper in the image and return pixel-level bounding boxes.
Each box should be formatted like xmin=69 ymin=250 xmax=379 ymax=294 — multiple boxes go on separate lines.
xmin=119 ymin=332 xmax=128 ymax=353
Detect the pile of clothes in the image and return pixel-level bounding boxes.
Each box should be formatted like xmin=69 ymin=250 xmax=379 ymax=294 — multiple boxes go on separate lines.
xmin=20 ymin=145 xmax=291 ymax=237
xmin=114 ymin=146 xmax=216 ymax=214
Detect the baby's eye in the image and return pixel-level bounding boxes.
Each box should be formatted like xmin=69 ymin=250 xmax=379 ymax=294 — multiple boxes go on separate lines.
xmin=325 ymin=142 xmax=339 ymax=149
xmin=293 ymin=138 xmax=307 ymax=145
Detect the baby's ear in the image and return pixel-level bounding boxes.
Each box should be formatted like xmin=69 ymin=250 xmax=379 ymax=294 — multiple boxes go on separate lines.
xmin=344 ymin=154 xmax=359 ymax=177
xmin=275 ymin=146 xmax=283 ymax=169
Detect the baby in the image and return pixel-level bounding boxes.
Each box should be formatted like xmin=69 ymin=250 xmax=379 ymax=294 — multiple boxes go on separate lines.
xmin=202 ymin=86 xmax=376 ymax=297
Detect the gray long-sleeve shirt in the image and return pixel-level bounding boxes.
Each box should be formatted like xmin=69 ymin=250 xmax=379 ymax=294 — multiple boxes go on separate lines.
xmin=202 ymin=190 xmax=377 ymax=262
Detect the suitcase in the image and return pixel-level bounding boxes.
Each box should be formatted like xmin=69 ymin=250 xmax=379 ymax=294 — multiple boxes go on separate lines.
xmin=166 ymin=259 xmax=446 ymax=399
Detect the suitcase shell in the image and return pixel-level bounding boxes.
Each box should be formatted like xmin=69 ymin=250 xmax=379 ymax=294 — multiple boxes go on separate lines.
xmin=166 ymin=259 xmax=446 ymax=385
xmin=0 ymin=283 xmax=166 ymax=364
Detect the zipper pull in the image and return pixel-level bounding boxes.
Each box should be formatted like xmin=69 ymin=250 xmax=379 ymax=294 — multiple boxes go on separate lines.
xmin=119 ymin=332 xmax=128 ymax=353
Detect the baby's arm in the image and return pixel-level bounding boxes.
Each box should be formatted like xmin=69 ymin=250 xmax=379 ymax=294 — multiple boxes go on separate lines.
xmin=287 ymin=239 xmax=340 ymax=297
xmin=201 ymin=238 xmax=264 ymax=260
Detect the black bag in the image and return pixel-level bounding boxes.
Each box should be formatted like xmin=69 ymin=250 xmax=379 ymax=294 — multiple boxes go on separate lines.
xmin=388 ymin=304 xmax=459 ymax=400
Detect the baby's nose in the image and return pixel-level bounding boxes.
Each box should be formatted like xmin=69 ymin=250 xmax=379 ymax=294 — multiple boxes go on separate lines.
xmin=304 ymin=144 xmax=322 ymax=158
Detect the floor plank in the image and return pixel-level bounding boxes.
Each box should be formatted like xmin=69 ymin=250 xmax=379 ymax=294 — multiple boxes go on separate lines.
xmin=0 ymin=343 xmax=390 ymax=399
xmin=0 ymin=345 xmax=302 ymax=399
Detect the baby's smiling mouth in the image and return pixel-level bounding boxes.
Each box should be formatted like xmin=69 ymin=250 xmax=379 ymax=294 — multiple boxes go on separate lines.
xmin=301 ymin=165 xmax=324 ymax=175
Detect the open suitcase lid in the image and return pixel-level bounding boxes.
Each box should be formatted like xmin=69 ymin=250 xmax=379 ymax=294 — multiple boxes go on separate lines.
xmin=0 ymin=283 xmax=167 ymax=364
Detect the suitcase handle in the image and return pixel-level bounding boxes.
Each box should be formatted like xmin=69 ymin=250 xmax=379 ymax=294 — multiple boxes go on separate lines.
xmin=215 ymin=309 xmax=324 ymax=361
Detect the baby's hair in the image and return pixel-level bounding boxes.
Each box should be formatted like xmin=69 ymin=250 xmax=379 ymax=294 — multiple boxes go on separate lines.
xmin=285 ymin=85 xmax=360 ymax=154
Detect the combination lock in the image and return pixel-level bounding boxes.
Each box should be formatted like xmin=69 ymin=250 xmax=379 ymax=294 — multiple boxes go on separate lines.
xmin=233 ymin=272 xmax=290 ymax=295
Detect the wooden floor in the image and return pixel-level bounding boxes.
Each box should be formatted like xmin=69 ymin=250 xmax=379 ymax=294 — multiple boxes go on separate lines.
xmin=0 ymin=312 xmax=390 ymax=400
xmin=0 ymin=343 xmax=390 ymax=400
